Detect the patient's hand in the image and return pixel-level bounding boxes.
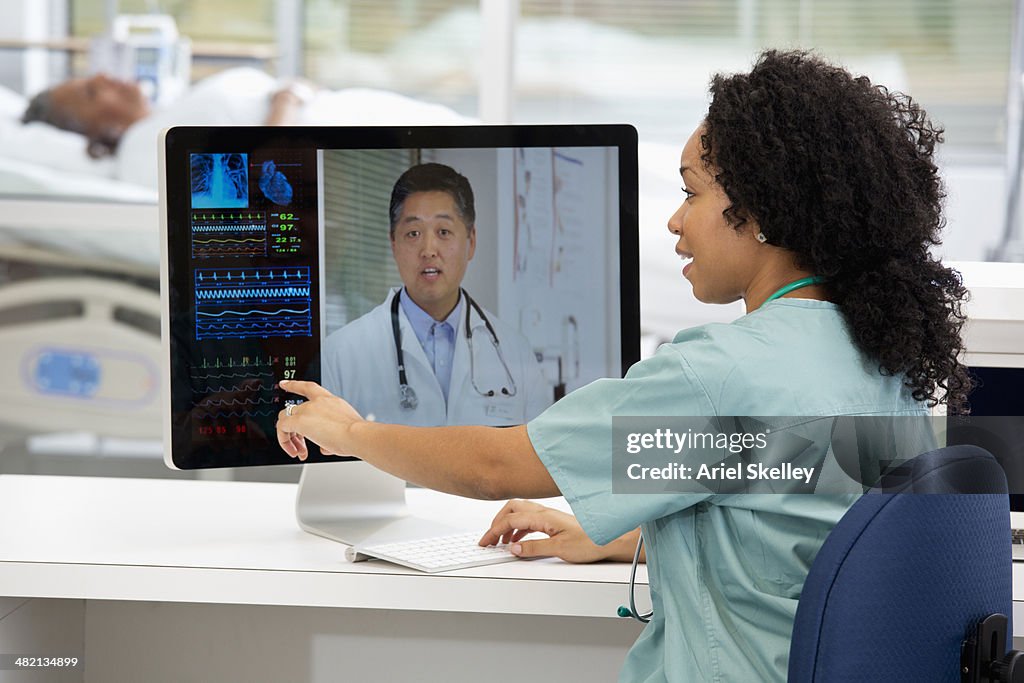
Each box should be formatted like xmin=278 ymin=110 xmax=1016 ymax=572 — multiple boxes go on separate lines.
xmin=478 ymin=499 xmax=612 ymax=563
xmin=266 ymin=79 xmax=317 ymax=126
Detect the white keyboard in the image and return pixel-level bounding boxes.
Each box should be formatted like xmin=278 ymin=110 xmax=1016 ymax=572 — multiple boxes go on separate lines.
xmin=351 ymin=532 xmax=519 ymax=573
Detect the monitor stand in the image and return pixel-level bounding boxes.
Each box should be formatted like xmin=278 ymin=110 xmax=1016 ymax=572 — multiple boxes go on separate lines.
xmin=295 ymin=461 xmax=467 ymax=547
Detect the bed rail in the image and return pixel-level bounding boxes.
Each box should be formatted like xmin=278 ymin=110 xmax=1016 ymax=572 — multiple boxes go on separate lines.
xmin=0 ymin=276 xmax=161 ymax=440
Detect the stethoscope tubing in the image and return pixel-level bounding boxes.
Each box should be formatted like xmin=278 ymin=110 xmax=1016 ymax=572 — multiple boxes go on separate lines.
xmin=390 ymin=288 xmax=516 ymax=409
xmin=625 ymin=532 xmax=653 ymax=623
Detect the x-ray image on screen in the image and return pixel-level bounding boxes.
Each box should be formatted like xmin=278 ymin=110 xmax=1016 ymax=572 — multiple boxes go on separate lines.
xmin=191 ymin=153 xmax=249 ymax=209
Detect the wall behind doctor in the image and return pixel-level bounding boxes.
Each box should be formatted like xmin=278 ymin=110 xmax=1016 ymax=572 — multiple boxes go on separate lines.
xmin=425 ymin=146 xmax=622 ymax=393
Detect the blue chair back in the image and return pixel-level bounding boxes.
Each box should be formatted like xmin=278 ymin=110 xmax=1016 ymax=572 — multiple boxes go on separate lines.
xmin=788 ymin=444 xmax=1012 ymax=682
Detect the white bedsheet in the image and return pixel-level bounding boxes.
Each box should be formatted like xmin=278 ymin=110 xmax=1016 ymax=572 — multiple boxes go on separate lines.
xmin=0 ymin=218 xmax=160 ymax=274
xmin=116 ymin=68 xmax=473 ymax=189
xmin=1 ymin=67 xmax=472 ymax=197
xmin=0 ymin=156 xmax=156 ymax=202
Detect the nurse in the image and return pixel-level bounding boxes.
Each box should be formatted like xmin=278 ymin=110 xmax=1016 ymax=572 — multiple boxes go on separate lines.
xmin=321 ymin=162 xmax=551 ymax=427
xmin=277 ymin=50 xmax=973 ymax=681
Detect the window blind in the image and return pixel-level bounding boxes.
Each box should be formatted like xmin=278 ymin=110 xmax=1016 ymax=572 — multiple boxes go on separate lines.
xmin=321 ymin=148 xmax=415 ymax=333
xmin=518 ymin=0 xmax=1013 ymax=151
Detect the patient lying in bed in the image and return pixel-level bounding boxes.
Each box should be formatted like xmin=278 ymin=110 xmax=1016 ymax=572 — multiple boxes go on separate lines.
xmin=18 ymin=68 xmax=470 ymax=189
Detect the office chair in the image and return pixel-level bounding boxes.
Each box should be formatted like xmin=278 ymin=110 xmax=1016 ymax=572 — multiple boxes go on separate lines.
xmin=788 ymin=444 xmax=1018 ymax=682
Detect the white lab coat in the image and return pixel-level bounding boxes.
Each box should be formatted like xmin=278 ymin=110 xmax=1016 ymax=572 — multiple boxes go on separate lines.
xmin=322 ymin=289 xmax=552 ymax=426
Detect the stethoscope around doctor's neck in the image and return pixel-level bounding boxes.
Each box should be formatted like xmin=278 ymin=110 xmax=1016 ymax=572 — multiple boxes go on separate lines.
xmin=390 ymin=288 xmax=518 ymax=410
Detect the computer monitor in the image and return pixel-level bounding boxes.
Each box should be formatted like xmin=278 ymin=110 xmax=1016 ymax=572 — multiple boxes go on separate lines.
xmin=945 ymin=261 xmax=1024 ymax=507
xmin=160 ymin=125 xmax=639 ymax=544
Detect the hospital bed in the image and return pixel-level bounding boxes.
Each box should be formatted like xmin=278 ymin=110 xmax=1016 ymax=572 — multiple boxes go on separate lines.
xmin=0 ymin=81 xmax=159 ymax=276
xmin=0 ymin=192 xmax=303 ymax=485
xmin=0 ymin=274 xmax=161 ymax=434
xmin=0 ymin=76 xmax=163 ymax=450
xmin=0 ymin=145 xmax=303 ymax=483
xmin=0 ymin=194 xmax=162 ymax=470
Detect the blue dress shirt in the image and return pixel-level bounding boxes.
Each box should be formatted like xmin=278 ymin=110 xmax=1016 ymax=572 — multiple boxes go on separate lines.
xmin=399 ymin=289 xmax=463 ymax=402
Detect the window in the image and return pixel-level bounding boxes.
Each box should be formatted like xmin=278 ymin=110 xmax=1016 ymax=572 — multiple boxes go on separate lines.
xmin=65 ymin=1 xmax=1014 ymax=152
xmin=69 ymin=0 xmax=277 ymax=78
xmin=516 ymin=0 xmax=1013 ymax=152
xmin=321 ymin=149 xmax=410 ymax=332
xmin=303 ymin=0 xmax=480 ymax=117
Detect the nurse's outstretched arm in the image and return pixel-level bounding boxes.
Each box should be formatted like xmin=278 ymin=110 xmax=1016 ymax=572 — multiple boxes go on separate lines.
xmin=275 ymin=379 xmax=560 ymax=500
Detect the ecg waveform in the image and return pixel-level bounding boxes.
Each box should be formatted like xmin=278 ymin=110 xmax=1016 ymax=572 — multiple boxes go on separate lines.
xmin=190 ymin=384 xmax=278 ymax=435
xmin=195 ymin=286 xmax=310 ymax=302
xmin=193 ymin=408 xmax=279 ymax=419
xmin=190 ymin=356 xmax=287 ymax=379
xmin=192 ymin=355 xmax=280 ymax=369
xmin=188 ymin=355 xmax=300 ymax=441
xmin=195 ymin=268 xmax=309 ymax=284
xmin=191 ymin=212 xmax=268 ymax=258
xmin=190 ymin=371 xmax=274 ymax=381
xmin=194 ymin=396 xmax=277 ymax=408
xmin=194 ymin=268 xmax=312 ymax=340
xmin=195 ymin=309 xmax=310 ymax=340
xmin=196 ymin=382 xmax=276 ymax=394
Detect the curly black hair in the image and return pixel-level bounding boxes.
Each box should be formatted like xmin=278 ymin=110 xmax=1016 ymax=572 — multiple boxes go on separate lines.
xmin=702 ymin=49 xmax=972 ymax=413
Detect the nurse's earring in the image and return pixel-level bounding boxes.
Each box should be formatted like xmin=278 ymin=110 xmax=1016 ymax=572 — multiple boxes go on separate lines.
xmin=756 ymin=231 xmax=768 ymax=244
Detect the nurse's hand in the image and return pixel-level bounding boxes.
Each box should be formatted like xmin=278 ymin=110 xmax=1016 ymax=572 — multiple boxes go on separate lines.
xmin=478 ymin=499 xmax=609 ymax=563
xmin=275 ymin=379 xmax=363 ymax=461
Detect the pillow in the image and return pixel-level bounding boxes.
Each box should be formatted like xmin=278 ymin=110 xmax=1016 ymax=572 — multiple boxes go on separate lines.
xmin=0 ymin=117 xmax=117 ymax=179
xmin=116 ymin=67 xmax=277 ymax=189
xmin=0 ymin=83 xmax=26 ymax=119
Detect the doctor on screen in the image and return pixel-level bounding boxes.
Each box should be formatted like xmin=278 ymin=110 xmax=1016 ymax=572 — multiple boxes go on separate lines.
xmin=322 ymin=162 xmax=551 ymax=427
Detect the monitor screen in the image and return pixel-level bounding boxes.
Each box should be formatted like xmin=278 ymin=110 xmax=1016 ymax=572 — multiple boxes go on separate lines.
xmin=161 ymin=125 xmax=639 ymax=470
xmin=947 ymin=366 xmax=1024 ymax=506
xmin=948 ymin=262 xmax=1024 ymax=505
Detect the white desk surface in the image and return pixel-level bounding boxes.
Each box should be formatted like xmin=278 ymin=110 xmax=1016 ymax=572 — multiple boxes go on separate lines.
xmin=0 ymin=474 xmax=647 ymax=620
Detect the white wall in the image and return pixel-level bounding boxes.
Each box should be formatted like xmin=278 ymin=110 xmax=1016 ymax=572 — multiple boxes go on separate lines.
xmin=938 ymin=161 xmax=1007 ymax=262
xmin=429 ymin=147 xmax=500 ymax=310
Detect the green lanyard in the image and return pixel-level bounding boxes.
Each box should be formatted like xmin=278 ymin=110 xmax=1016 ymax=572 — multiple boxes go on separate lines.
xmin=763 ymin=276 xmax=827 ymax=304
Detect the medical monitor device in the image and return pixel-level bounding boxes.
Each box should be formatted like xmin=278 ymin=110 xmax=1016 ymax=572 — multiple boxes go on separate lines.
xmin=160 ymin=125 xmax=639 ymax=545
xmin=91 ymin=14 xmax=191 ymax=104
xmin=944 ymin=261 xmax=1024 ymax=513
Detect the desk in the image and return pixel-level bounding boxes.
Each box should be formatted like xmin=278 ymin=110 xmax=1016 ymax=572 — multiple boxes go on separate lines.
xmin=0 ymin=475 xmax=646 ymax=683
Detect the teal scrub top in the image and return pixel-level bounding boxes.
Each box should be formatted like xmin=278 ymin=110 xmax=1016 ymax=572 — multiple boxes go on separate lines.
xmin=527 ymin=300 xmax=927 ymax=683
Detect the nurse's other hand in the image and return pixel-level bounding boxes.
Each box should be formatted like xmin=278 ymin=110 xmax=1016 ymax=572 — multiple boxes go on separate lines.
xmin=478 ymin=499 xmax=608 ymax=564
xmin=275 ymin=380 xmax=362 ymax=461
